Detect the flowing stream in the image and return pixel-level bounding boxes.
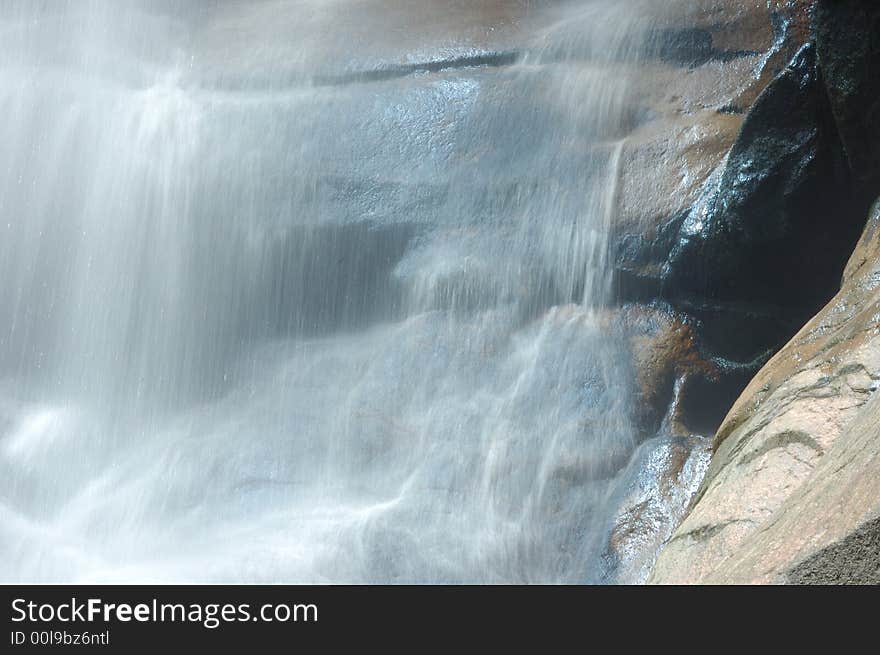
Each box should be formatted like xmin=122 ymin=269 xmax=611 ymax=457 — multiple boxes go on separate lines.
xmin=0 ymin=0 xmax=693 ymax=583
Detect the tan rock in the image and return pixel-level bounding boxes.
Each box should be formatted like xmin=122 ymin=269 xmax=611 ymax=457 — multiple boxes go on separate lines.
xmin=655 ymin=0 xmax=816 ymax=109
xmin=710 ymin=390 xmax=880 ymax=584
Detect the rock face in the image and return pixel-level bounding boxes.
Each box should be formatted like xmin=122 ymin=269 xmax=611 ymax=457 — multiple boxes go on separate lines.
xmin=724 ymin=387 xmax=880 ymax=585
xmin=664 ymin=42 xmax=851 ymax=319
xmin=609 ymin=0 xmax=824 ymax=434
xmin=614 ymin=0 xmax=818 ymax=305
xmin=648 ymin=0 xmax=880 ymax=585
xmin=574 ymin=1 xmax=875 ymax=580
xmin=817 ymin=0 xmax=880 ymax=190
xmin=650 ymin=198 xmax=880 ymax=584
xmin=191 ymin=0 xmax=862 ymax=583
xmin=657 ymin=36 xmax=871 ymax=438
xmin=191 ymin=1 xmax=878 ymax=583
xmin=221 ymin=0 xmax=877 ymax=584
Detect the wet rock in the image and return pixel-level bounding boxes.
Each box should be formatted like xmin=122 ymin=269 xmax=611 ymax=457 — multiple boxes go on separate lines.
xmin=725 ymin=0 xmax=817 ymax=111
xmin=614 ymin=110 xmax=744 ymax=301
xmin=601 ymin=434 xmax=711 ymax=584
xmin=650 ymin=199 xmax=880 ymax=584
xmin=817 ymin=0 xmax=880 ymax=189
xmin=646 ymin=28 xmax=717 ymax=67
xmin=655 ymin=0 xmax=816 ymax=111
xmin=613 ymin=304 xmax=716 ymax=435
xmin=611 ymin=1 xmax=817 ymax=305
xmin=190 ymin=0 xmax=534 ymax=88
xmin=664 ymin=43 xmax=820 ymax=299
xmin=648 ymin=1 xmax=880 ymax=583
xmin=605 ymin=4 xmax=824 ymax=444
xmin=661 ymin=43 xmax=865 ymax=366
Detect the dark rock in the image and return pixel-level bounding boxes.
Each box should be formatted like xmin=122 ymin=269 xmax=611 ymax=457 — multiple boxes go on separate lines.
xmin=646 ymin=27 xmax=762 ymax=67
xmin=661 ymin=43 xmax=864 ymax=363
xmin=613 ymin=211 xmax=688 ymax=303
xmin=672 ymin=363 xmax=759 ymax=437
xmin=817 ymin=0 xmax=880 ymax=190
xmin=787 ymin=516 xmax=880 ymax=585
xmin=608 ymin=3 xmax=818 ymax=313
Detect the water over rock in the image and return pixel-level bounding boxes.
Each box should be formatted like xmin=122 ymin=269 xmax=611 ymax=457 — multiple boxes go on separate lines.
xmin=612 ymin=303 xmax=715 ymax=436
xmin=3 ymin=0 xmax=875 ymax=586
xmin=602 ymin=434 xmax=710 ymax=584
xmin=0 ymin=0 xmax=707 ymax=584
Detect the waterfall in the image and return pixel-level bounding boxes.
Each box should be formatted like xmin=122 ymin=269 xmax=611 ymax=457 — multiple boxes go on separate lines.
xmin=1 ymin=0 xmax=676 ymax=583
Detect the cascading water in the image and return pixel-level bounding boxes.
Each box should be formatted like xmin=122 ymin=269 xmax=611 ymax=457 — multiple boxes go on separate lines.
xmin=0 ymin=0 xmax=690 ymax=583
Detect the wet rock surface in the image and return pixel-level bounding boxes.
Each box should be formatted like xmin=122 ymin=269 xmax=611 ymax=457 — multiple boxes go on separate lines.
xmin=666 ymin=43 xmax=829 ymax=297
xmin=15 ymin=0 xmax=875 ymax=584
xmin=601 ymin=434 xmax=711 ymax=584
xmin=662 ymin=43 xmax=862 ymax=362
xmin=171 ymin=0 xmax=880 ymax=584
xmin=609 ymin=4 xmax=830 ymax=431
xmin=613 ymin=304 xmax=715 ymax=435
xmin=647 ymin=0 xmax=880 ymax=584
xmin=522 ymin=1 xmax=874 ymax=580
xmin=817 ymin=0 xmax=880 ymax=190
xmin=650 ymin=199 xmax=880 ymax=584
xmin=10 ymin=0 xmax=768 ymax=584
xmin=612 ymin=0 xmax=818 ymax=302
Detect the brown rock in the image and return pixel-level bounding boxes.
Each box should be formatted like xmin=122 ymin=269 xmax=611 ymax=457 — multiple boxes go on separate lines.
xmin=614 ymin=304 xmax=716 ymax=434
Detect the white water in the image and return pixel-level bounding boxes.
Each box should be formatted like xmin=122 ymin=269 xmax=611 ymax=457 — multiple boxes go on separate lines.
xmin=1 ymin=0 xmax=674 ymax=583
